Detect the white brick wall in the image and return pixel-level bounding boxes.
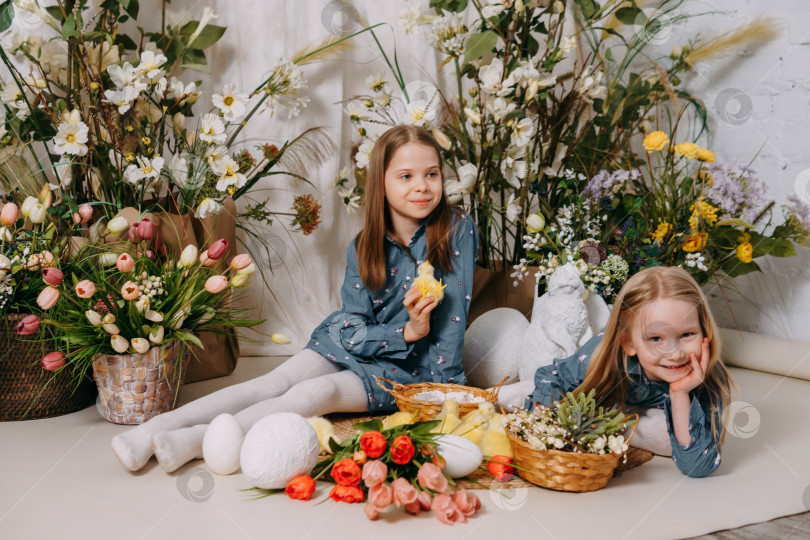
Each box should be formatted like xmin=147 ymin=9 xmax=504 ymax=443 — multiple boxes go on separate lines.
xmin=670 ymin=1 xmax=810 ymax=341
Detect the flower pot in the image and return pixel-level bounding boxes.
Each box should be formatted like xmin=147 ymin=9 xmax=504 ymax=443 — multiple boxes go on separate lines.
xmin=92 ymin=340 xmax=191 ymax=425
xmin=467 ymin=261 xmax=539 ymax=326
xmin=1 ymin=314 xmax=97 ymax=421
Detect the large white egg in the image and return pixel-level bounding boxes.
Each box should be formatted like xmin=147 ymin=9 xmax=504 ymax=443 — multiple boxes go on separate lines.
xmin=240 ymin=413 xmax=320 ymax=489
xmin=202 ymin=413 xmax=244 ymax=475
xmin=435 ymin=434 xmax=483 ymax=478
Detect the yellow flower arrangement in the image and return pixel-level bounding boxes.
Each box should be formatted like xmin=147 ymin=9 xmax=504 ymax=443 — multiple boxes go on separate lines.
xmin=650 ymin=222 xmax=672 ymax=243
xmin=688 ymin=197 xmax=719 ymax=230
xmin=674 ymin=142 xmax=700 ymax=160
xmin=681 ymin=232 xmax=708 ymax=252
xmin=643 ymin=131 xmax=669 ymax=153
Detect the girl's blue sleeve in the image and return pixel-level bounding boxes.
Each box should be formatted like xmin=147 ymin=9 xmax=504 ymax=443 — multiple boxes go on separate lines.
xmin=664 ymin=393 xmax=723 ymax=478
xmin=524 ymin=334 xmax=603 ymax=409
xmin=425 ymin=213 xmax=478 ymax=383
xmin=330 ymin=241 xmax=415 ymax=361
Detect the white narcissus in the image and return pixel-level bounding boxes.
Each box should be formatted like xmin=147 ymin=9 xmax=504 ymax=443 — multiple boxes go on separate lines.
xmin=212 ymin=84 xmax=249 ymax=122
xmin=510 ymin=118 xmax=535 ymax=149
xmin=505 ymin=194 xmax=521 ymax=221
xmin=195 ymin=198 xmax=223 ymax=219
xmin=107 ymin=62 xmax=146 ymax=92
xmin=104 ymin=86 xmax=140 ymax=114
xmin=137 ymin=50 xmax=168 ymax=83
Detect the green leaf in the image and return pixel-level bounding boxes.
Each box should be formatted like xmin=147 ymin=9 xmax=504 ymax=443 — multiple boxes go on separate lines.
xmin=45 ymin=5 xmax=64 ymax=22
xmin=408 ymin=420 xmax=441 ymax=434
xmin=767 ymin=238 xmax=797 ymax=258
xmin=123 ymin=0 xmax=139 ymax=18
xmin=0 ymin=1 xmax=13 ymax=34
xmin=62 ymin=14 xmax=79 ymax=40
xmin=574 ymin=0 xmax=599 ymax=20
xmin=463 ymin=31 xmax=498 ymax=65
xmin=352 ymin=418 xmax=384 ymax=432
xmin=181 ymin=21 xmax=227 ymax=50
xmin=28 ymin=110 xmax=57 ymax=141
xmin=716 ymin=218 xmax=754 ymax=229
xmin=615 ymin=6 xmax=641 ymax=25
xmin=179 ymin=63 xmax=211 ymax=74
xmin=328 ymin=436 xmax=343 ymax=454
xmin=722 ymin=259 xmax=760 ymax=278
xmin=174 ymin=331 xmax=204 ymax=349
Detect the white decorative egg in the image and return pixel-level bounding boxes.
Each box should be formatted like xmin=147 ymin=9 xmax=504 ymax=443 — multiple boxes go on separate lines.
xmin=202 ymin=413 xmax=244 ymax=475
xmin=240 ymin=413 xmax=320 ymax=489
xmin=435 ymin=434 xmax=483 ymax=478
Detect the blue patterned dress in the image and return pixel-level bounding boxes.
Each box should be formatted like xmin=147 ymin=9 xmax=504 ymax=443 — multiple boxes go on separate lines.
xmin=306 ymin=211 xmax=478 ymax=412
xmin=525 ymin=334 xmax=724 ymax=478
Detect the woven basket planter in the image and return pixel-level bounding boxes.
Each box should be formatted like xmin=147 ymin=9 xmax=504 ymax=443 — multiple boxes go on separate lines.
xmin=376 ymin=377 xmax=507 ymax=421
xmin=1 ymin=314 xmax=96 ymax=421
xmin=92 ymin=340 xmax=191 ymax=425
xmin=506 ymin=414 xmax=638 ymax=492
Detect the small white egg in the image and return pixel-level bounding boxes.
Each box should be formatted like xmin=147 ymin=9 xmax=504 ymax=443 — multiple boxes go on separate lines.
xmin=435 ymin=434 xmax=483 ymax=478
xmin=203 ymin=413 xmax=244 ymax=475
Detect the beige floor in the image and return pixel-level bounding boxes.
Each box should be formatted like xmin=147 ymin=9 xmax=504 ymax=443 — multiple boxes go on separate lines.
xmin=1 ymin=358 xmax=808 ymax=540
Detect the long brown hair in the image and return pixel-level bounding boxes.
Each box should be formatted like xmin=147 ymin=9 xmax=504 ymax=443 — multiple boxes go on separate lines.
xmin=356 ymin=125 xmax=460 ymax=292
xmin=576 ymin=266 xmax=735 ymax=446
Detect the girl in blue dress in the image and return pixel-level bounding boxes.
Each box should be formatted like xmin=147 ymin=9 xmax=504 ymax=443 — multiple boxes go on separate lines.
xmin=112 ymin=125 xmax=479 ymax=472
xmin=502 ymin=266 xmax=735 ymax=478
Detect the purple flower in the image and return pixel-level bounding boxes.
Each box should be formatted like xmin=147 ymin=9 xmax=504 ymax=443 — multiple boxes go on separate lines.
xmin=582 ymin=169 xmax=640 ymax=202
xmin=705 ymin=164 xmax=768 ymax=222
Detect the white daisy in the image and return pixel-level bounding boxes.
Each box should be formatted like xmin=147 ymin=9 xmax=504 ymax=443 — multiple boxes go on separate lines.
xmin=137 ymin=50 xmax=168 ymax=83
xmin=345 ymin=102 xmax=368 ymax=124
xmin=404 ymin=99 xmax=437 ymax=127
xmin=364 ymin=73 xmax=387 ymax=93
xmin=212 ymin=84 xmax=248 ymax=122
xmin=205 ymin=145 xmax=229 ymax=174
xmin=104 ymin=86 xmax=139 ymax=114
xmin=214 ymin=156 xmax=247 ymax=194
xmin=355 ymin=139 xmax=374 ymax=170
xmin=198 ymin=113 xmax=226 ymax=144
xmin=52 ymin=110 xmax=89 ymax=156
xmin=124 ymin=156 xmax=164 ymax=185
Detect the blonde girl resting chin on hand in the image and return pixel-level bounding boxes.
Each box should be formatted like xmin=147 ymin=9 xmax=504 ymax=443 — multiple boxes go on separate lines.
xmin=506 ymin=266 xmax=735 ymax=478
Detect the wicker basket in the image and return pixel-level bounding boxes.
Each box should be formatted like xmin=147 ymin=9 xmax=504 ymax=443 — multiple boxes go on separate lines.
xmin=1 ymin=314 xmax=97 ymax=421
xmin=506 ymin=413 xmax=638 ymax=493
xmin=92 ymin=340 xmax=191 ymax=425
xmin=375 ymin=377 xmax=507 ymax=421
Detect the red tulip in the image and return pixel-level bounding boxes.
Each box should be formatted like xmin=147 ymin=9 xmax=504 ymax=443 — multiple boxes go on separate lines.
xmin=41 ymin=267 xmax=64 ymax=286
xmin=129 ymin=218 xmax=155 ymax=242
xmin=207 ymin=239 xmax=229 ymax=260
xmin=41 ymin=352 xmax=65 ymax=371
xmin=16 ymin=314 xmax=40 ymax=335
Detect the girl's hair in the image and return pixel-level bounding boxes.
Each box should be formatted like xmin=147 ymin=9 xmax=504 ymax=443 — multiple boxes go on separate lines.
xmin=576 ymin=266 xmax=735 ymax=446
xmin=356 ymin=125 xmax=462 ymax=292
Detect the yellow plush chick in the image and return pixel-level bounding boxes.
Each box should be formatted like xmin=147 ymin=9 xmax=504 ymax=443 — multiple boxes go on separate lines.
xmin=481 ymin=415 xmax=514 ymax=458
xmin=453 ymin=413 xmax=489 ymax=447
xmin=382 ymin=411 xmax=417 ymax=430
xmin=307 ymin=416 xmax=337 ymax=454
xmin=473 ymin=401 xmax=496 ymax=420
xmin=414 ymin=261 xmax=447 ymax=302
xmin=431 ymin=400 xmax=462 ymax=434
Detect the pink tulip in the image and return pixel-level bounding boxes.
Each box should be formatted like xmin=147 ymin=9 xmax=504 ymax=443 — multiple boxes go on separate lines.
xmin=204 ymin=275 xmax=228 ymax=294
xmin=417 ymin=490 xmax=432 ymax=511
xmin=361 ymin=460 xmax=388 ymax=488
xmin=1 ymin=202 xmax=18 ymax=226
xmin=121 ymin=281 xmax=140 ymax=300
xmin=431 ymin=493 xmax=465 ymax=525
xmin=75 ymin=280 xmax=96 ymax=298
xmin=129 ymin=218 xmax=155 ymax=242
xmin=364 ymin=504 xmax=380 ymax=521
xmin=41 ymin=351 xmax=65 ymax=371
xmin=16 ymin=314 xmax=40 ymax=335
xmin=367 ymin=483 xmax=393 ymax=510
xmin=116 ymin=253 xmax=134 ymax=273
xmin=230 ymin=254 xmax=252 ymax=271
xmin=391 ymin=477 xmax=419 ymax=508
xmin=41 ymin=267 xmax=64 ymax=286
xmin=37 ymin=286 xmax=60 ymax=309
xmin=207 ymin=239 xmax=229 ymax=260
xmin=200 ymin=250 xmax=216 ymax=267
xmin=78 ymin=204 xmax=92 ymax=224
xmin=452 ymin=489 xmax=481 ymax=518
xmin=417 ymin=462 xmax=450 ymax=494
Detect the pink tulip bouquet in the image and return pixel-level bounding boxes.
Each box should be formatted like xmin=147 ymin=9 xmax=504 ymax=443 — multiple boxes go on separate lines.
xmin=26 ymin=237 xmax=261 ymax=381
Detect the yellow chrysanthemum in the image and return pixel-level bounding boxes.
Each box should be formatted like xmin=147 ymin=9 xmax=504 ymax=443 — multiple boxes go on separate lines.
xmin=689 ymin=197 xmax=719 ymax=230
xmin=643 ymin=131 xmax=669 ymax=153
xmin=674 ymin=142 xmax=700 ymax=160
xmin=736 ymin=242 xmax=753 ymax=263
xmin=650 ymin=222 xmax=672 ymax=243
xmin=681 ymin=232 xmax=708 ymax=252
xmin=696 ymin=148 xmax=715 ymax=163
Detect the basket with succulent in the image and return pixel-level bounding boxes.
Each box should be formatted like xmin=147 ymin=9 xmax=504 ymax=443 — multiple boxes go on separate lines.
xmin=27 ymin=226 xmax=261 ymax=424
xmin=505 ymin=389 xmax=637 ymax=492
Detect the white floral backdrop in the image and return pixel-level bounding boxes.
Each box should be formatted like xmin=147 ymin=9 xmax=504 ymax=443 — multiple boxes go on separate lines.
xmin=190 ymin=0 xmax=810 ymax=355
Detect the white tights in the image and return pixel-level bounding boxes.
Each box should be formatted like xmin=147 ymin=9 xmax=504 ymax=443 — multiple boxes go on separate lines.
xmin=111 ymin=349 xmax=367 ymax=472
